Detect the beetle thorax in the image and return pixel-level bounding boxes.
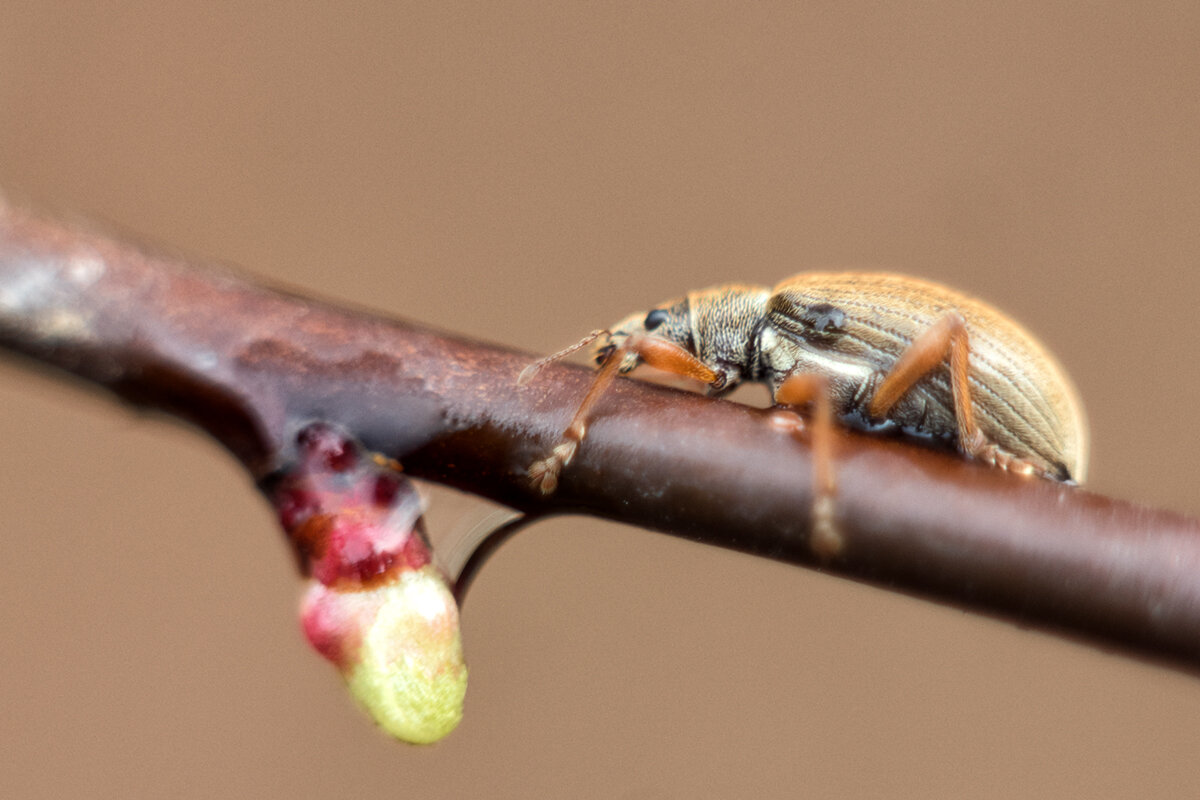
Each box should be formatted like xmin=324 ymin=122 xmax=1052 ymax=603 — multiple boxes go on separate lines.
xmin=687 ymin=285 xmax=772 ymax=388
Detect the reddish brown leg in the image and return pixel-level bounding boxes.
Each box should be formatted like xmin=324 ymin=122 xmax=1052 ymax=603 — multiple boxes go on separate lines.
xmin=527 ymin=335 xmax=720 ymax=494
xmin=772 ymin=373 xmax=841 ymax=560
xmin=868 ymin=313 xmax=979 ymax=450
xmin=867 ymin=312 xmax=1036 ymax=476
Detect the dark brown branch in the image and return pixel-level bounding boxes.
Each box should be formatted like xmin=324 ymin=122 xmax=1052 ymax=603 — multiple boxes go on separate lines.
xmin=3 ymin=202 xmax=1200 ymax=674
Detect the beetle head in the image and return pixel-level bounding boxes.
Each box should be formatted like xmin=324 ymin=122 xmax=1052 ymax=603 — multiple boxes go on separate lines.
xmin=596 ymin=299 xmax=693 ymax=372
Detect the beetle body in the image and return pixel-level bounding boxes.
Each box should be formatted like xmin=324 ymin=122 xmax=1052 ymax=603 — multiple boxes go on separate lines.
xmin=597 ymin=272 xmax=1088 ymax=483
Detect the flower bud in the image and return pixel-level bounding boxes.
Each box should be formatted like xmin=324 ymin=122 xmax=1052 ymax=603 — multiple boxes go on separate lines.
xmin=300 ymin=569 xmax=466 ymax=744
xmin=269 ymin=423 xmax=467 ymax=744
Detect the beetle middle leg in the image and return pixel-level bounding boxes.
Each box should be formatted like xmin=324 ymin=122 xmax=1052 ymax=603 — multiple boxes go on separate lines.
xmin=526 ymin=335 xmax=722 ymax=494
xmin=771 ymin=373 xmax=842 ymax=560
xmin=867 ymin=312 xmax=1037 ymax=476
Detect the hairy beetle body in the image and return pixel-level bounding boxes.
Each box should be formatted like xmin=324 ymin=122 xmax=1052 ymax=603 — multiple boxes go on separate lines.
xmin=597 ymin=272 xmax=1088 ymax=483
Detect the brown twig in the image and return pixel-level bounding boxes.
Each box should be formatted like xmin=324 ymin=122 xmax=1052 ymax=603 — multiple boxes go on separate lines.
xmin=3 ymin=203 xmax=1200 ymax=674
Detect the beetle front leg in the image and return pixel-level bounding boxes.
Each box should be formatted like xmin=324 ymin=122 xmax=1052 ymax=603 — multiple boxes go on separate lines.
xmin=527 ymin=344 xmax=624 ymax=495
xmin=772 ymin=372 xmax=841 ymax=560
xmin=527 ymin=335 xmax=722 ymax=495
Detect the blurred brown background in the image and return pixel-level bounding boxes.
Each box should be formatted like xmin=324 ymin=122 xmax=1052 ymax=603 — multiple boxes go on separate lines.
xmin=3 ymin=3 xmax=1199 ymax=798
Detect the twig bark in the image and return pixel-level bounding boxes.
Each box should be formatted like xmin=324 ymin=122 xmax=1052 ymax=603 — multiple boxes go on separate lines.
xmin=3 ymin=202 xmax=1200 ymax=674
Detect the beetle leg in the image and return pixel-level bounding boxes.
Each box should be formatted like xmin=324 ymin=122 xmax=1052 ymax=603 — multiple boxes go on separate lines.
xmin=866 ymin=312 xmax=1042 ymax=476
xmin=527 ymin=335 xmax=721 ymax=495
xmin=772 ymin=373 xmax=841 ymax=560
xmin=867 ymin=312 xmax=988 ymax=451
xmin=628 ymin=335 xmax=723 ymax=385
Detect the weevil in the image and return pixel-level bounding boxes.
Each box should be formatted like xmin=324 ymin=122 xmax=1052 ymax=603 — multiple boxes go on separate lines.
xmin=519 ymin=272 xmax=1088 ymax=556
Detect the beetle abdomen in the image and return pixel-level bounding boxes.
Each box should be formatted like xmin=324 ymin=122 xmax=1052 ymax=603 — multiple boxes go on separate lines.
xmin=765 ymin=273 xmax=1088 ymax=482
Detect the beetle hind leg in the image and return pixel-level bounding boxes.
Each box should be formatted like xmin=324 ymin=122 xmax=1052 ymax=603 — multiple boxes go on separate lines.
xmin=868 ymin=313 xmax=992 ymax=465
xmin=866 ymin=312 xmax=1062 ymax=480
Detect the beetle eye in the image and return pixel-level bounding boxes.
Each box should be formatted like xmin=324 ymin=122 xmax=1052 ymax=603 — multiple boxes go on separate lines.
xmin=643 ymin=309 xmax=669 ymax=331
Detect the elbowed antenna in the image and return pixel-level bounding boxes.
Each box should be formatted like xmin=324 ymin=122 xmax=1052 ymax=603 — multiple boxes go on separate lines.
xmin=516 ymin=329 xmax=610 ymax=386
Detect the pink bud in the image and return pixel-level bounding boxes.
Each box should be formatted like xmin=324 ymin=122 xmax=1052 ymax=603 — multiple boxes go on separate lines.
xmin=270 ymin=423 xmax=467 ymax=744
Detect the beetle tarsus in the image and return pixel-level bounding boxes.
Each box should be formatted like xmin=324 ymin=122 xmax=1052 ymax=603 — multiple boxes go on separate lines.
xmin=810 ymin=493 xmax=843 ymax=560
xmin=971 ymin=441 xmax=1042 ymax=478
xmin=528 ymin=457 xmax=559 ymax=494
xmin=528 ymin=440 xmax=578 ymax=495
